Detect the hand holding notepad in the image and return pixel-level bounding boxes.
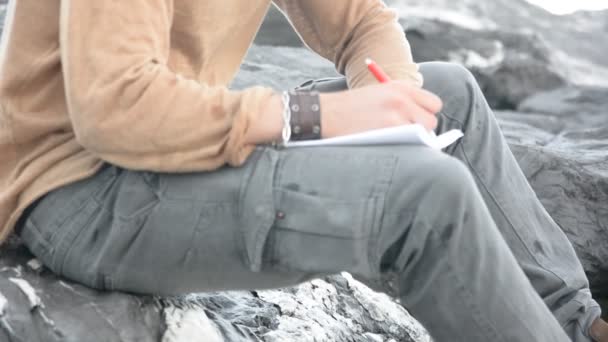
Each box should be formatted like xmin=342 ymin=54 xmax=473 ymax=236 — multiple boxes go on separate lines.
xmin=288 ymin=59 xmax=464 ymax=150
xmin=288 ymin=124 xmax=463 ymax=149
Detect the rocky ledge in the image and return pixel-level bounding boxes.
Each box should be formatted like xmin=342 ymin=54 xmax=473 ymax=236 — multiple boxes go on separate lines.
xmin=0 ymin=0 xmax=606 ymax=341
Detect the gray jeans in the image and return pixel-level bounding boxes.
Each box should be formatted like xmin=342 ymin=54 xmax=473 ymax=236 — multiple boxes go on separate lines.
xmin=19 ymin=62 xmax=600 ymax=342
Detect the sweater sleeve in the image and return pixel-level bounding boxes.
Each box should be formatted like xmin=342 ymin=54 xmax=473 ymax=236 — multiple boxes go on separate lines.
xmin=272 ymin=0 xmax=423 ymax=88
xmin=59 ymin=0 xmax=275 ymax=172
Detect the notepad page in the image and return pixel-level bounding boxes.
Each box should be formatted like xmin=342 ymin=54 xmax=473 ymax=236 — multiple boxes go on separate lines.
xmin=287 ymin=124 xmax=463 ymax=150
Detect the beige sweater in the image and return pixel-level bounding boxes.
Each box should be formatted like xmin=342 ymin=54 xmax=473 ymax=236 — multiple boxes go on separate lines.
xmin=0 ymin=0 xmax=421 ymax=242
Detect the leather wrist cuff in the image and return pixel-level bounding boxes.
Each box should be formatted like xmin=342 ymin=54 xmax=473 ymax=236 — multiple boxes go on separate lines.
xmin=288 ymin=90 xmax=322 ymax=141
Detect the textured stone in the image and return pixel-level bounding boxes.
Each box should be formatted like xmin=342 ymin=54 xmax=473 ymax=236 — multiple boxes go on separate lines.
xmin=255 ymin=5 xmax=302 ymax=48
xmin=231 ymin=44 xmax=338 ymax=91
xmin=404 ymin=18 xmax=567 ymax=109
xmin=390 ymin=0 xmax=608 ymax=87
xmin=0 ymin=237 xmax=164 ymax=342
xmin=156 ymin=274 xmax=430 ymax=341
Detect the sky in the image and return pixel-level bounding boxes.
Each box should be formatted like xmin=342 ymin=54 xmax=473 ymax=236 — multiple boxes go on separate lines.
xmin=526 ymin=0 xmax=608 ymax=14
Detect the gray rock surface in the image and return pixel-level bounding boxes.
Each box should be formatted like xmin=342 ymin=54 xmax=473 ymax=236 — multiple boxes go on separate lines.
xmin=0 ymin=1 xmax=607 ymax=341
xmin=162 ymin=274 xmax=429 ymax=342
xmin=231 ymin=45 xmax=338 ymax=91
xmin=390 ymin=0 xmax=608 ymax=88
xmin=404 ymin=18 xmax=567 ymax=109
xmin=0 ymin=237 xmax=164 ymax=342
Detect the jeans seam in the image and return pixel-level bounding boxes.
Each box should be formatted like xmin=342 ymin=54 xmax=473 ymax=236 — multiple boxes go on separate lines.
xmin=249 ymin=151 xmax=281 ymax=271
xmin=20 ymin=219 xmax=54 ymax=259
xmin=368 ymin=157 xmax=398 ymax=278
xmin=440 ymin=109 xmax=575 ymax=302
xmin=48 ymin=197 xmax=93 ymax=269
xmin=53 ymin=200 xmax=99 ymax=275
xmin=445 ymin=257 xmax=506 ymax=342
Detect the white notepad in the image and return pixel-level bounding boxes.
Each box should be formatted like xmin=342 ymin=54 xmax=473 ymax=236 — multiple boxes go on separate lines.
xmin=287 ymin=124 xmax=464 ymax=150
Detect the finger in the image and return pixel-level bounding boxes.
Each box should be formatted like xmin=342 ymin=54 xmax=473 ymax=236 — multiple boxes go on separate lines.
xmin=406 ymin=86 xmax=443 ymax=114
xmin=406 ymin=102 xmax=438 ymax=131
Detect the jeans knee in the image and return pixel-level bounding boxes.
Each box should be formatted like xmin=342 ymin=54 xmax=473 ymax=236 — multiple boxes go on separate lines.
xmin=424 ymin=155 xmax=476 ymax=199
xmin=415 ymin=156 xmax=482 ymax=232
xmin=419 ymin=62 xmax=484 ymax=122
xmin=387 ymin=150 xmax=482 ymax=229
xmin=378 ymin=155 xmax=484 ymax=281
xmin=413 ymin=158 xmax=488 ymax=255
xmin=390 ymin=151 xmax=476 ymax=202
xmin=420 ymin=62 xmax=477 ymax=92
xmin=378 ymin=154 xmax=487 ymax=279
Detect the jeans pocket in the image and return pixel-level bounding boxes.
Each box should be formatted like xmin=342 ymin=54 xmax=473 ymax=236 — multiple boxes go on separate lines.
xmin=20 ymin=166 xmax=118 ymax=276
xmin=266 ymin=189 xmax=379 ymax=276
xmin=19 ymin=218 xmax=55 ymax=266
xmin=240 ymin=147 xmax=397 ymax=273
xmin=21 ymin=195 xmax=101 ymax=278
xmin=110 ymin=171 xmax=160 ymax=220
xmin=53 ymin=199 xmax=102 ymax=278
xmin=25 ymin=166 xmax=116 ymax=244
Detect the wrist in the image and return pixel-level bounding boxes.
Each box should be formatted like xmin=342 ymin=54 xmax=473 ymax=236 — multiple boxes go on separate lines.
xmin=244 ymin=93 xmax=283 ymax=145
xmin=288 ymin=91 xmax=322 ymax=142
xmin=319 ymin=92 xmax=340 ymax=138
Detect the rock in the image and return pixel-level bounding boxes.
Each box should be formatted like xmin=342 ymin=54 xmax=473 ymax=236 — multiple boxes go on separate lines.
xmin=231 ymin=44 xmax=338 ymax=91
xmin=256 ymin=275 xmax=429 ymax=342
xmin=403 ymin=17 xmax=567 ymax=109
xmin=0 ymin=237 xmax=164 ymax=342
xmin=390 ymin=0 xmax=608 ymax=87
xmin=517 ymin=85 xmax=608 ymax=128
xmin=255 ymin=5 xmax=302 ymax=48
xmin=216 ymin=275 xmax=426 ymax=342
xmin=162 ymin=308 xmax=224 ymax=342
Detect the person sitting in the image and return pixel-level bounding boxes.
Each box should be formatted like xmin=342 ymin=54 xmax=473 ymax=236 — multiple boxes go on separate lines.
xmin=0 ymin=1 xmax=605 ymax=341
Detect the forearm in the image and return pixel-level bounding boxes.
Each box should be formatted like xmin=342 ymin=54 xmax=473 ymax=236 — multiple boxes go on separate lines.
xmin=244 ymin=94 xmax=283 ymax=145
xmin=272 ymin=0 xmax=423 ymax=88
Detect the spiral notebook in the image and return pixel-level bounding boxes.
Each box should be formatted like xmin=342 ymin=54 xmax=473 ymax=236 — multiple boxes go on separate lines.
xmin=287 ymin=124 xmax=464 ymax=150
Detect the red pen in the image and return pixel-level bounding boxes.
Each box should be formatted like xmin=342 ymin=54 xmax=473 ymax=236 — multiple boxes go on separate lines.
xmin=365 ymin=58 xmax=391 ymax=83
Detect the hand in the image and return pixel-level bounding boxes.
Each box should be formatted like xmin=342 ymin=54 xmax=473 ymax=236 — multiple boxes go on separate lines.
xmin=244 ymin=81 xmax=442 ymax=145
xmin=320 ymin=81 xmax=443 ymax=138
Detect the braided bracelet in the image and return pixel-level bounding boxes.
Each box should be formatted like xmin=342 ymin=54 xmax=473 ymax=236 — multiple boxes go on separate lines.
xmin=280 ymin=91 xmax=292 ymax=147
